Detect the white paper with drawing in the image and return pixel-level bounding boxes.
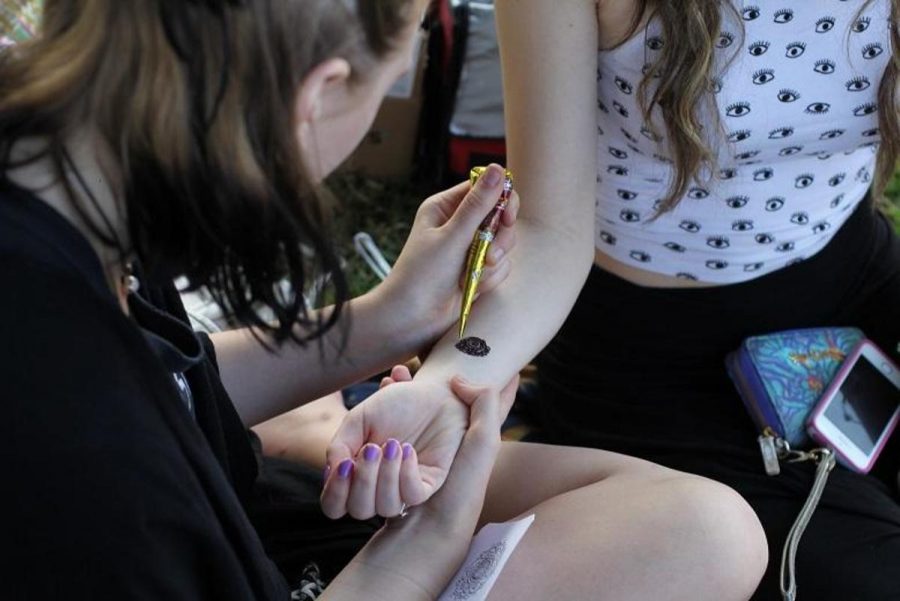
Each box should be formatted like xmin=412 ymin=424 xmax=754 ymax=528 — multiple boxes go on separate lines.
xmin=437 ymin=514 xmax=535 ymax=601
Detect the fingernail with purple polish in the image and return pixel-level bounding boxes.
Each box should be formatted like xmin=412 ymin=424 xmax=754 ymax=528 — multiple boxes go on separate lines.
xmin=364 ymin=444 xmax=380 ymax=462
xmin=384 ymin=439 xmax=401 ymax=461
xmin=402 ymin=443 xmax=413 ymax=460
xmin=338 ymin=459 xmax=353 ymax=479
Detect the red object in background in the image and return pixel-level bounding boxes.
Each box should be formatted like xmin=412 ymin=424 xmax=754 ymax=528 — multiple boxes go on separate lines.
xmin=448 ymin=137 xmax=507 ymax=180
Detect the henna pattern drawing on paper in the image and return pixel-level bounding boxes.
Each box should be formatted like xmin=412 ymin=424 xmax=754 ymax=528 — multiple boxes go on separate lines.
xmin=455 ymin=337 xmax=491 ymax=357
xmin=451 ymin=541 xmax=506 ymax=600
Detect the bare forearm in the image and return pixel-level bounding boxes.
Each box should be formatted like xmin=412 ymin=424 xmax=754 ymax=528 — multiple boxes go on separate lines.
xmin=416 ymin=0 xmax=598 ymax=389
xmin=321 ymin=519 xmax=470 ymax=601
xmin=213 ymin=287 xmax=431 ymax=426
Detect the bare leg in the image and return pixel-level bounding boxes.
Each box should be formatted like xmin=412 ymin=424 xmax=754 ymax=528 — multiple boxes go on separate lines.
xmin=251 ymin=392 xmax=347 ymax=467
xmin=483 ymin=442 xmax=768 ymax=601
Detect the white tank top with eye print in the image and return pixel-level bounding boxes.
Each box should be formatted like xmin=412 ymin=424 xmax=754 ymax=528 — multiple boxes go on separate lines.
xmin=595 ymin=0 xmax=893 ymax=283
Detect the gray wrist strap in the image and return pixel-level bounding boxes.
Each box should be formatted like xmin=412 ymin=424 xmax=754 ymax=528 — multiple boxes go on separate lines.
xmin=779 ymin=448 xmax=836 ymax=601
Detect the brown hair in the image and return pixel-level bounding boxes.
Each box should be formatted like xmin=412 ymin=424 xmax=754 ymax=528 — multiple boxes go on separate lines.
xmin=622 ymin=0 xmax=900 ymax=214
xmin=0 ymin=0 xmax=417 ymax=343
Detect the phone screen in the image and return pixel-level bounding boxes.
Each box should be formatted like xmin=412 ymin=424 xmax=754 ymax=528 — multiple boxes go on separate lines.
xmin=823 ymin=357 xmax=900 ymax=454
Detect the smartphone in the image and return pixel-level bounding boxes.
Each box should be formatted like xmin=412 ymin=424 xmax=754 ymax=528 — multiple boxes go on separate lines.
xmin=806 ymin=340 xmax=900 ymax=473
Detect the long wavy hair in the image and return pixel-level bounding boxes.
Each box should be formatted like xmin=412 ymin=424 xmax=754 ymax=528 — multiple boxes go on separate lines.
xmin=622 ymin=0 xmax=900 ymax=214
xmin=0 ymin=0 xmax=417 ymax=344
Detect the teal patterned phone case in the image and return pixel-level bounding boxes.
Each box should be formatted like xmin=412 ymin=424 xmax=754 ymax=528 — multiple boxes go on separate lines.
xmin=726 ymin=327 xmax=864 ymax=448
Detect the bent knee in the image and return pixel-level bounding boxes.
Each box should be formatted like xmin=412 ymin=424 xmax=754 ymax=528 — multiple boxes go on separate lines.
xmin=653 ymin=475 xmax=768 ymax=600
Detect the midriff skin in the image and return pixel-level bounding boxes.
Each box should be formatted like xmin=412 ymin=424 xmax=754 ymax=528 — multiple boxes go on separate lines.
xmin=594 ymin=248 xmax=722 ymax=288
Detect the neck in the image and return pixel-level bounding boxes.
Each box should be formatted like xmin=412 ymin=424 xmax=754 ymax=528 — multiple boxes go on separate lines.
xmin=7 ymin=131 xmax=132 ymax=304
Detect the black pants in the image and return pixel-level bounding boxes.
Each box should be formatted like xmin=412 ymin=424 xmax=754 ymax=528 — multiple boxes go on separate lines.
xmin=534 ymin=200 xmax=900 ymax=600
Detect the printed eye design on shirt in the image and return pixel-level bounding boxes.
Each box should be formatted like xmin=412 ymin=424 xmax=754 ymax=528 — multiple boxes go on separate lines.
xmin=777 ymin=88 xmax=800 ymax=102
xmin=677 ymin=272 xmax=699 ymax=281
xmin=795 ymin=174 xmax=814 ymax=188
xmin=709 ymin=77 xmax=724 ymax=94
xmin=646 ymin=36 xmax=664 ymax=51
xmin=726 ymin=101 xmax=751 ymax=117
xmin=744 ymin=263 xmax=765 ymax=272
xmin=813 ymin=59 xmax=836 ymax=75
xmin=642 ymin=63 xmax=663 ymax=78
xmin=812 ymin=221 xmax=832 ymax=234
xmin=774 ymin=9 xmax=794 ymax=23
xmin=597 ymin=100 xmax=610 ymax=114
xmin=779 ymin=146 xmax=803 ymax=156
xmin=621 ymin=128 xmax=639 ymax=143
xmin=732 ymin=219 xmax=755 ymax=232
xmin=765 ymin=197 xmax=786 ymax=211
xmin=614 ymin=77 xmax=634 ymax=94
xmin=769 ymin=126 xmax=794 ymax=139
xmin=612 ymin=101 xmax=629 ymax=118
xmin=852 ymin=17 xmax=871 ymax=33
xmin=749 ymin=40 xmax=770 ymax=56
xmin=775 ymin=241 xmax=796 ymax=252
xmin=640 ymin=126 xmax=663 ymax=142
xmin=815 ymin=17 xmax=836 ymax=33
xmin=609 ymin=147 xmax=629 ymax=159
xmin=820 ymin=129 xmax=845 ymax=140
xmin=828 ymin=173 xmax=846 ymax=186
xmin=687 ymin=187 xmax=710 ymax=199
xmin=620 ymin=209 xmax=641 ymax=222
xmin=735 ymin=150 xmax=761 ymax=160
xmin=857 ymin=166 xmax=872 ymax=182
xmin=790 ymin=211 xmax=810 ymax=225
xmin=753 ymin=68 xmax=776 ymax=85
xmin=706 ymin=260 xmax=729 ymax=270
xmin=725 ymin=195 xmax=750 ymax=208
xmin=608 ymin=165 xmax=629 ymax=176
xmin=862 ymin=128 xmax=880 ymax=137
xmin=599 ymin=231 xmax=617 ymax=245
xmin=785 ymin=42 xmax=806 ymax=58
xmin=755 ymin=233 xmax=775 ymax=244
xmin=853 ymin=102 xmax=878 ymax=117
xmin=664 ymin=242 xmax=687 ymax=252
xmin=846 ymin=76 xmax=871 ymax=92
xmin=630 ymin=250 xmax=652 ymax=263
xmin=718 ymin=31 xmax=736 ymax=49
xmin=679 ymin=220 xmax=702 ymax=233
xmin=830 ymin=194 xmax=845 ymax=208
xmin=719 ymin=168 xmax=738 ymax=180
xmin=805 ymin=102 xmax=831 ymax=115
xmin=754 ymin=167 xmax=775 ymax=181
xmin=707 ymin=236 xmax=731 ymax=249
xmin=617 ymin=189 xmax=638 ymax=200
xmin=743 ymin=5 xmax=761 ymax=20
xmin=728 ymin=129 xmax=752 ymax=143
xmin=862 ymin=43 xmax=884 ymax=59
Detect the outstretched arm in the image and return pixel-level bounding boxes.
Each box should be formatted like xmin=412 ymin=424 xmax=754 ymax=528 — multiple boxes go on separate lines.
xmin=414 ymin=0 xmax=599 ymax=390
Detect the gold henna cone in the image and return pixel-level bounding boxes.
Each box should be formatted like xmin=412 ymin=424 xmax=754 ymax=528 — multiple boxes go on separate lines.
xmin=458 ymin=167 xmax=514 ymax=339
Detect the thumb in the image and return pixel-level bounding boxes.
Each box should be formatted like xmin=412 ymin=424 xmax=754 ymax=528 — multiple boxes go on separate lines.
xmin=444 ymin=164 xmax=507 ymax=240
xmin=449 ymin=376 xmax=502 ymax=433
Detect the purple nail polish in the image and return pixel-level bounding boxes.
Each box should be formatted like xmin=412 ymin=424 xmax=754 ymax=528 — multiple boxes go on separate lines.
xmin=364 ymin=444 xmax=380 ymax=462
xmin=402 ymin=443 xmax=413 ymax=460
xmin=384 ymin=439 xmax=401 ymax=460
xmin=338 ymin=459 xmax=353 ymax=479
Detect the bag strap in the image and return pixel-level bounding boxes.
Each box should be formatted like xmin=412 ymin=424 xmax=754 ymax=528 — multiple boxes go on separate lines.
xmin=777 ymin=447 xmax=837 ymax=601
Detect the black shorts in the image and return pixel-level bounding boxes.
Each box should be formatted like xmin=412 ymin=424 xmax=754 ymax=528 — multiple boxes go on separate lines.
xmin=533 ymin=198 xmax=900 ymax=600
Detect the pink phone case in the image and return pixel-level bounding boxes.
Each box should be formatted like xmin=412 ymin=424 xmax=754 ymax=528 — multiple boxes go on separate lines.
xmin=806 ymin=340 xmax=900 ymax=473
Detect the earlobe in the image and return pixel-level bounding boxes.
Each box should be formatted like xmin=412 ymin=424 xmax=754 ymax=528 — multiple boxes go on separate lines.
xmin=294 ymin=58 xmax=352 ymax=126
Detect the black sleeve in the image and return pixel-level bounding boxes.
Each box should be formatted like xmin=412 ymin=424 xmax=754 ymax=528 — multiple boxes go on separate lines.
xmin=1 ymin=258 xmax=287 ymax=599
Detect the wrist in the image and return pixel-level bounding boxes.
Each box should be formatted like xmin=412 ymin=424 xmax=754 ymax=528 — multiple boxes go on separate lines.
xmin=374 ymin=275 xmax=450 ymax=351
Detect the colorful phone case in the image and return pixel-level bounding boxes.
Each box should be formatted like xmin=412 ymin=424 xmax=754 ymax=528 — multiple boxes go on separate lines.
xmin=806 ymin=341 xmax=900 ymax=473
xmin=725 ymin=327 xmax=864 ymax=448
